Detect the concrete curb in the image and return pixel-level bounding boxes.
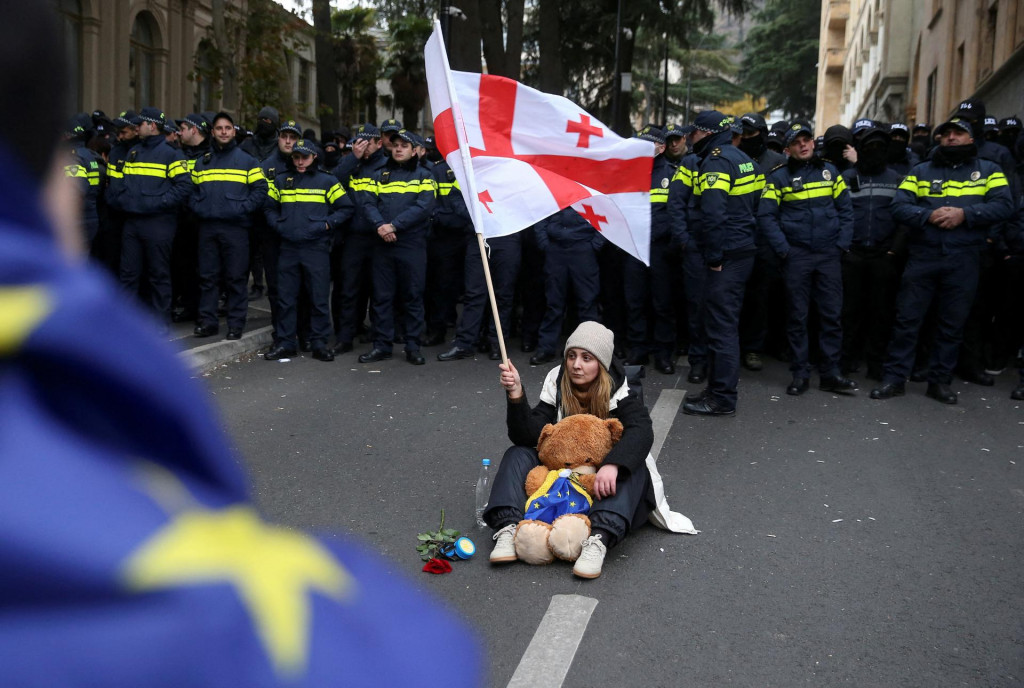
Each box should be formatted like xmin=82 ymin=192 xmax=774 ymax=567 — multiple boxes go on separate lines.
xmin=180 ymin=325 xmax=274 ymax=372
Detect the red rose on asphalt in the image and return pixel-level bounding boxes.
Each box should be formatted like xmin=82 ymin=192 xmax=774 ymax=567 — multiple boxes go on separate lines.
xmin=422 ymin=557 xmax=453 ymax=574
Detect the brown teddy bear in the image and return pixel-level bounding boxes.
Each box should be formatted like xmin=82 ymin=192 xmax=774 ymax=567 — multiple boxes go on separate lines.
xmin=514 ymin=413 xmax=623 ymax=565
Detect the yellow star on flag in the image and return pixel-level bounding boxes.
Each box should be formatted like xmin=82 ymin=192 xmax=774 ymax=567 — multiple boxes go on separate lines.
xmin=0 ymin=286 xmax=53 ymax=356
xmin=121 ymin=506 xmax=353 ymax=676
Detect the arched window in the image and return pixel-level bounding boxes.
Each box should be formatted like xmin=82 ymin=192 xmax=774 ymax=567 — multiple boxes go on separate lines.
xmin=129 ymin=12 xmax=160 ymax=110
xmin=57 ymin=0 xmax=83 ymax=111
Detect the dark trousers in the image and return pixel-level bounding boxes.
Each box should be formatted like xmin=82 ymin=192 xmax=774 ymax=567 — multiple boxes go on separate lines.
xmin=702 ymin=254 xmax=754 ymax=410
xmin=958 ymin=248 xmax=1000 ymax=375
xmin=598 ymin=242 xmax=628 ymax=351
xmin=335 ymin=233 xmax=376 ymax=345
xmin=170 ymin=214 xmax=199 ymax=317
xmin=783 ymin=246 xmax=844 ymax=378
xmin=882 ymin=251 xmax=980 ymax=384
xmin=454 ymin=233 xmax=522 ymax=351
xmin=120 ymin=214 xmax=176 ymax=324
xmin=537 ymin=245 xmax=601 ymax=354
xmin=371 ymin=235 xmax=427 ymax=353
xmin=517 ymin=232 xmax=547 ymax=346
xmin=257 ymin=222 xmax=281 ymax=342
xmin=276 ymin=241 xmax=332 ymax=350
xmin=425 ymin=228 xmax=467 ymax=335
xmin=483 ymin=445 xmax=648 ymax=549
xmin=740 ymin=246 xmax=785 ymax=355
xmin=682 ymin=248 xmax=708 ymax=366
xmin=197 ymin=221 xmax=250 ymax=331
xmin=623 ymin=238 xmax=677 ymax=359
xmin=840 ymin=247 xmax=899 ymax=375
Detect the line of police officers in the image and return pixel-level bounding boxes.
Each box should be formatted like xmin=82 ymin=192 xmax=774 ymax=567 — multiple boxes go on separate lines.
xmin=64 ymin=98 xmax=1024 ymax=411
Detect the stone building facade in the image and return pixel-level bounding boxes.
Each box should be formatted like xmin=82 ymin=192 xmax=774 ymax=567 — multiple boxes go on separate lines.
xmin=815 ymin=0 xmax=1024 ymax=128
xmin=54 ymin=0 xmax=321 ymax=131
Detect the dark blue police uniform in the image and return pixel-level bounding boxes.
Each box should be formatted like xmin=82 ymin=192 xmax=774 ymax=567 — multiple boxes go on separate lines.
xmin=189 ymin=139 xmax=267 ymax=335
xmin=266 ymin=162 xmax=354 ymax=353
xmin=106 ymin=132 xmax=192 ymax=324
xmin=759 ymin=155 xmax=854 ymax=386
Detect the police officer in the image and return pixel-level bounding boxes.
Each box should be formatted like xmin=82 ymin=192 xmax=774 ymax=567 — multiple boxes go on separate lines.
xmin=737 ymin=112 xmax=787 ymax=372
xmin=870 ymin=116 xmax=1015 ymax=404
xmin=170 ymin=113 xmax=209 ymax=324
xmin=106 ymin=107 xmax=192 ymax=326
xmin=379 ymin=118 xmax=403 ymax=157
xmin=189 ymin=112 xmax=267 ymax=340
xmin=886 ymin=122 xmax=920 ymax=176
xmin=257 ymin=120 xmax=301 ymax=346
xmin=668 ymin=125 xmax=706 ymax=384
xmin=681 ymin=110 xmax=764 ymax=416
xmin=423 ymin=143 xmax=468 ymax=347
xmin=529 ymin=207 xmax=604 ymax=365
xmin=839 ymin=124 xmax=907 ymax=381
xmin=622 ymin=125 xmax=676 ymax=373
xmin=63 ymin=113 xmax=104 ymax=249
xmin=264 ymin=139 xmax=354 ymax=362
xmin=357 ymin=129 xmax=436 ymax=365
xmin=333 ymin=123 xmax=387 ymax=353
xmin=241 ymin=106 xmax=281 ymax=162
xmin=759 ymin=120 xmax=857 ymax=396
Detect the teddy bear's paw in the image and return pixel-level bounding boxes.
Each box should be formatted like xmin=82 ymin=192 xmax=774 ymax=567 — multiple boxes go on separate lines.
xmin=548 ymin=514 xmax=592 ymax=561
xmin=514 ymin=520 xmax=555 ymax=565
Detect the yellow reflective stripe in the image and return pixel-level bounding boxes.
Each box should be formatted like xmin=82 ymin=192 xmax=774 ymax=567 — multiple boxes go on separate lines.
xmin=279 ymin=188 xmax=327 ymax=204
xmin=761 ymin=184 xmax=780 ymax=203
xmin=64 ymin=164 xmax=87 ymax=179
xmin=904 ymin=174 xmax=1006 ymax=198
xmin=122 ymin=163 xmax=168 ymax=179
xmin=376 ymin=179 xmax=437 ymax=195
xmin=86 ymin=170 xmax=101 ymax=186
xmin=699 ymin=171 xmax=732 ymax=193
xmin=349 ymin=177 xmax=375 ymax=192
xmin=107 ymin=167 xmax=124 ymax=180
xmin=831 ymin=175 xmax=848 ymax=198
xmin=168 ymin=160 xmax=190 ymax=178
xmin=326 ymin=183 xmax=346 ymax=204
xmin=778 ymin=186 xmax=835 ymax=201
xmin=192 ymin=169 xmax=251 ymax=184
xmin=650 ymin=188 xmax=669 ymax=203
xmin=438 ymin=181 xmax=458 ymax=197
xmin=0 ymin=286 xmax=54 ymax=356
xmin=248 ymin=168 xmax=265 ymax=184
xmin=671 ymin=166 xmax=693 ymax=188
xmin=730 ymin=173 xmax=765 ymax=196
xmin=187 ymin=159 xmax=198 ymax=172
xmin=267 ymin=183 xmax=280 ymax=202
xmin=986 ymin=172 xmax=1008 ymax=190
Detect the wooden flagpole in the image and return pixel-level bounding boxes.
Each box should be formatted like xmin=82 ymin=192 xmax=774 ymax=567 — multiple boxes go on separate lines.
xmin=432 ymin=20 xmax=509 ymax=365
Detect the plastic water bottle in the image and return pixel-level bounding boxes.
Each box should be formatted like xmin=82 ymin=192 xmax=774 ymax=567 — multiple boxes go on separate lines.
xmin=475 ymin=459 xmax=491 ymax=527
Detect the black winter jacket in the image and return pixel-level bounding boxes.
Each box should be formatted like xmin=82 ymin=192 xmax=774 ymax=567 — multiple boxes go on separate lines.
xmin=759 ymin=156 xmax=854 ymax=256
xmin=106 ymin=134 xmax=192 ymax=217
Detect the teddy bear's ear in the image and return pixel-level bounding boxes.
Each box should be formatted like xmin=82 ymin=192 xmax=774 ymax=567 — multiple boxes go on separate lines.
xmin=605 ymin=418 xmax=624 ymax=444
xmin=537 ymin=423 xmax=556 ymax=452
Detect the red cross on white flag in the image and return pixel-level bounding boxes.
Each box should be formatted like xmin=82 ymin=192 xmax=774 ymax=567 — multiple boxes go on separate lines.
xmin=424 ymin=21 xmax=653 ymax=264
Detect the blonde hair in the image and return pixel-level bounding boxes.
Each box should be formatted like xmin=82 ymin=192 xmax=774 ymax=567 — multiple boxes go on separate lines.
xmin=559 ymin=363 xmax=614 ymax=419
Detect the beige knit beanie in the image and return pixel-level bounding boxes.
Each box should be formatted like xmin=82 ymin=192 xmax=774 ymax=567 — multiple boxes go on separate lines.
xmin=563 ymin=321 xmax=615 ymax=370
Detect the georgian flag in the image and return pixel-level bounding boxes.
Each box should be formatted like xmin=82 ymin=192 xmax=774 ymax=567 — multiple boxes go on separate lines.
xmin=424 ymin=22 xmax=654 ymax=264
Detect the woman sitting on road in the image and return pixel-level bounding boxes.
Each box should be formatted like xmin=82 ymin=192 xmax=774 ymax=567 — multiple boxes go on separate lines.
xmin=485 ymin=321 xmax=657 ymax=579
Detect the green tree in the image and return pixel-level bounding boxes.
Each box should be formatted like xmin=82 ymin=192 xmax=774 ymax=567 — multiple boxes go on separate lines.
xmin=741 ymin=0 xmax=820 ymax=119
xmin=333 ymin=6 xmax=382 ymax=126
xmin=380 ymin=14 xmax=432 ymax=126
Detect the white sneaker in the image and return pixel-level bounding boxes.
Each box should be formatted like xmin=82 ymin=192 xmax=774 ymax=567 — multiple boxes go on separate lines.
xmin=489 ymin=523 xmax=518 ymax=563
xmin=573 ymin=534 xmax=606 ymax=579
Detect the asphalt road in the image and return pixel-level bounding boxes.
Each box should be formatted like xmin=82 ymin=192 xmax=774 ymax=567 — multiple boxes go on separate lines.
xmin=201 ymin=345 xmax=1024 ymax=687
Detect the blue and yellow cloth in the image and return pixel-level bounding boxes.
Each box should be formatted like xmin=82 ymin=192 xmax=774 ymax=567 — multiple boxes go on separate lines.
xmin=0 ymin=152 xmax=479 ymax=686
xmin=525 ymin=469 xmax=593 ymax=522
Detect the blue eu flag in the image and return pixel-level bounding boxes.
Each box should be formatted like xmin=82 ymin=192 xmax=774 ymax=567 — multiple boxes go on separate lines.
xmin=525 ymin=469 xmax=593 ymax=522
xmin=0 ymin=161 xmax=481 ymax=687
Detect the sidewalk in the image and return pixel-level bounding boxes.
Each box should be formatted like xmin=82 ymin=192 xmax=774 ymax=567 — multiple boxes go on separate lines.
xmin=173 ymin=293 xmax=274 ymax=372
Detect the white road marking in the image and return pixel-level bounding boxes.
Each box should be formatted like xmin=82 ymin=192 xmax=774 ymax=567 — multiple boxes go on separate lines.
xmin=649 ymin=388 xmax=685 ymax=460
xmin=506 ymin=595 xmax=599 ymax=688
